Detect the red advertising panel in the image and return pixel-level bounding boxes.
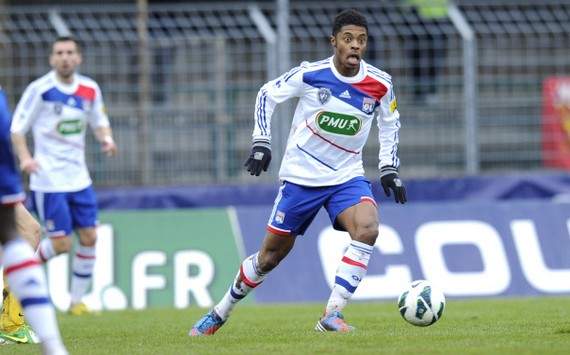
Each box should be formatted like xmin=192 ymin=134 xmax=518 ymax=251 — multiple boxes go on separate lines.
xmin=543 ymin=77 xmax=570 ymax=169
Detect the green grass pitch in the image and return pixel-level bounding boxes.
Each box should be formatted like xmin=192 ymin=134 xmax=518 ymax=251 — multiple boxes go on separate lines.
xmin=3 ymin=297 xmax=570 ymax=354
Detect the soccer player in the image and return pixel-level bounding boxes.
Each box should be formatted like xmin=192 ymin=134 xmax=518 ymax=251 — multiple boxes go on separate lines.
xmin=0 ymin=86 xmax=68 ymax=354
xmin=10 ymin=36 xmax=117 ymax=316
xmin=190 ymin=9 xmax=406 ymax=335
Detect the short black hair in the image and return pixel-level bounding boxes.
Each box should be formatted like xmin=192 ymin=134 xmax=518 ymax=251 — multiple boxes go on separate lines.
xmin=332 ymin=9 xmax=368 ymax=36
xmin=52 ymin=36 xmax=81 ymax=53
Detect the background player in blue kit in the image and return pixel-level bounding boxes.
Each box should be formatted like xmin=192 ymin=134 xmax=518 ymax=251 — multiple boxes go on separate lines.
xmin=10 ymin=36 xmax=117 ymax=316
xmin=191 ymin=9 xmax=406 ymax=336
xmin=0 ymin=86 xmax=68 ymax=354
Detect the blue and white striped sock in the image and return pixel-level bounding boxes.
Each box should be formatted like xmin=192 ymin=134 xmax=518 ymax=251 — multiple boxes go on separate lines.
xmin=70 ymin=244 xmax=96 ymax=304
xmin=325 ymin=240 xmax=374 ymax=314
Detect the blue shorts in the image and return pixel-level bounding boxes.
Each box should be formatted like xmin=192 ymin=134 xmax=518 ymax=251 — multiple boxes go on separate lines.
xmin=31 ymin=186 xmax=98 ymax=237
xmin=267 ymin=176 xmax=377 ymax=236
xmin=0 ymin=90 xmax=24 ymax=206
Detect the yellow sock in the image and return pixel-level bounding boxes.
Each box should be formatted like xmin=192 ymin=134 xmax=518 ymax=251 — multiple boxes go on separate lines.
xmin=0 ymin=284 xmax=25 ymax=333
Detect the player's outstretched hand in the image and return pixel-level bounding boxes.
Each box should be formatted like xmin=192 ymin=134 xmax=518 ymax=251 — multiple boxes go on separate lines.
xmin=380 ymin=166 xmax=407 ymax=204
xmin=244 ymin=144 xmax=271 ymax=176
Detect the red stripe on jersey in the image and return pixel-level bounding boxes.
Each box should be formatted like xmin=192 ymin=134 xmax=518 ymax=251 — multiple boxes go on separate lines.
xmin=352 ymin=76 xmax=388 ymax=101
xmin=5 ymin=259 xmax=40 ymax=275
xmin=74 ymin=85 xmax=96 ymax=101
xmin=305 ymin=120 xmax=360 ymax=154
xmin=341 ymin=256 xmax=368 ymax=270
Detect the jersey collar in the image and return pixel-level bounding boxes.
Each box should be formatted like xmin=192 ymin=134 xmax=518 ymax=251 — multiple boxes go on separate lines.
xmin=329 ymin=56 xmax=367 ymax=84
xmin=49 ymin=70 xmax=80 ymax=94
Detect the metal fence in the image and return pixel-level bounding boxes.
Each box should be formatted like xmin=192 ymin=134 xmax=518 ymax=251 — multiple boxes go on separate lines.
xmin=1 ymin=0 xmax=569 ymax=186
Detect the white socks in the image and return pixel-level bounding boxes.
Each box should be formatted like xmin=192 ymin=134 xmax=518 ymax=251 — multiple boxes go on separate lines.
xmin=214 ymin=252 xmax=266 ymax=320
xmin=70 ymin=244 xmax=96 ymax=305
xmin=3 ymin=239 xmax=65 ymax=350
xmin=325 ymin=240 xmax=373 ymax=314
xmin=35 ymin=238 xmax=96 ymax=306
xmin=36 ymin=237 xmax=56 ymax=262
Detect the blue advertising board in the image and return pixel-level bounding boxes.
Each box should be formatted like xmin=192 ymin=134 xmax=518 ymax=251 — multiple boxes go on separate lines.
xmin=235 ymin=201 xmax=570 ymax=302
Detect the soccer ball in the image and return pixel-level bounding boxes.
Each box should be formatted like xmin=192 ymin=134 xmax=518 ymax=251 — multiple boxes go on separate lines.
xmin=397 ymin=280 xmax=446 ymax=326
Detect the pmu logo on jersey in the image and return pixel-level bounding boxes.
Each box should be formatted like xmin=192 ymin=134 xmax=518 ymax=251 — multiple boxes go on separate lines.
xmin=318 ymin=87 xmax=331 ymax=104
xmin=316 ymin=111 xmax=361 ymax=136
xmin=57 ymin=119 xmax=84 ymax=135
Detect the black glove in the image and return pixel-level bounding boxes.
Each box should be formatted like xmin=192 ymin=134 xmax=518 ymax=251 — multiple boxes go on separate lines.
xmin=244 ymin=142 xmax=272 ymax=176
xmin=380 ymin=166 xmax=407 ymax=204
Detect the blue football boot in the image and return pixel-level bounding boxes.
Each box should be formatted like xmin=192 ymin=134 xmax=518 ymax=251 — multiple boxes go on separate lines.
xmin=189 ymin=310 xmax=226 ymax=336
xmin=315 ymin=311 xmax=355 ymax=333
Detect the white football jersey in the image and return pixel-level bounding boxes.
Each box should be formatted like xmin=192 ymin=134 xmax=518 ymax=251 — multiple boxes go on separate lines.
xmin=11 ymin=71 xmax=110 ymax=192
xmin=252 ymin=56 xmax=400 ymax=186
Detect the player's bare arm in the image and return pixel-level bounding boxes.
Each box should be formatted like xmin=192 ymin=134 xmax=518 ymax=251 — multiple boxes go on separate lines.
xmin=10 ymin=132 xmax=39 ymax=174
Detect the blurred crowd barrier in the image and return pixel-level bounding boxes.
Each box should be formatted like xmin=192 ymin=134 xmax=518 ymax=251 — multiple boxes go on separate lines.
xmin=1 ymin=0 xmax=569 ymax=186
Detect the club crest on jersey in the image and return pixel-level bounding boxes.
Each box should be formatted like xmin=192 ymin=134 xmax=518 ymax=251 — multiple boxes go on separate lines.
xmin=317 ymin=87 xmax=331 ymax=105
xmin=362 ymin=97 xmax=375 ymax=114
xmin=54 ymin=103 xmax=63 ymax=115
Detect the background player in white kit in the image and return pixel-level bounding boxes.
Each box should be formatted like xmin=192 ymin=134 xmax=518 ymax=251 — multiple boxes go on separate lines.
xmin=11 ymin=36 xmax=117 ymax=316
xmin=190 ymin=9 xmax=406 ymax=335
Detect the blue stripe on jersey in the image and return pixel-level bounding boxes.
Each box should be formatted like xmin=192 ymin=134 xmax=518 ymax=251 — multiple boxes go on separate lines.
xmin=256 ymin=93 xmax=263 ymax=135
xmin=41 ymin=87 xmax=85 ymax=110
xmin=302 ymin=68 xmax=374 ymax=114
xmin=335 ymin=276 xmax=357 ymax=293
xmin=256 ymin=89 xmax=267 ymax=136
xmin=284 ymin=67 xmax=302 ymax=82
xmin=261 ymin=90 xmax=268 ymax=135
xmin=391 ymin=121 xmax=401 ymax=167
xmin=296 ymin=144 xmax=337 ymax=171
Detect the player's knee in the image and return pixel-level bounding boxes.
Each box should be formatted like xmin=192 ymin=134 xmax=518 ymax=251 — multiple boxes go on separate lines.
xmin=51 ymin=237 xmax=72 ymax=254
xmin=78 ymin=229 xmax=97 ymax=247
xmin=354 ymin=223 xmax=379 ymax=245
xmin=257 ymin=251 xmax=281 ymax=273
